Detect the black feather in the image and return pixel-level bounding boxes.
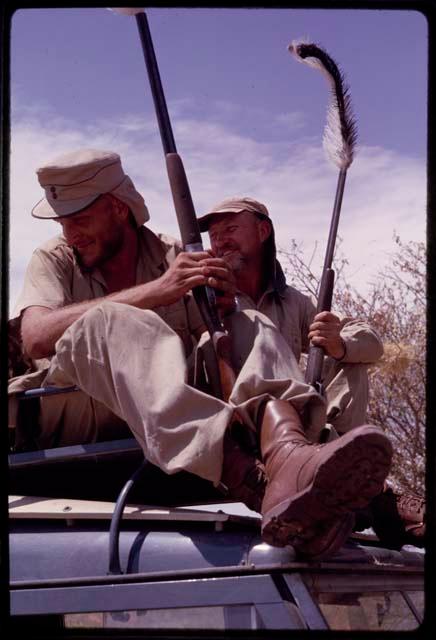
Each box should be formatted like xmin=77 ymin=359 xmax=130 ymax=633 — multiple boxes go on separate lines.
xmin=289 ymin=42 xmax=358 ymax=169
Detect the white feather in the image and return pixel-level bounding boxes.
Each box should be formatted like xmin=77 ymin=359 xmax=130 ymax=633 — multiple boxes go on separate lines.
xmin=288 ymin=40 xmax=356 ymax=170
xmin=324 ymin=99 xmax=353 ymax=169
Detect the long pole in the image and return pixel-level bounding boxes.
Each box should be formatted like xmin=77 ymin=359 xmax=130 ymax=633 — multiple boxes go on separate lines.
xmin=112 ymin=9 xmax=236 ymax=400
xmin=304 ymin=168 xmax=348 ymax=390
xmin=288 ymin=42 xmax=357 ymax=393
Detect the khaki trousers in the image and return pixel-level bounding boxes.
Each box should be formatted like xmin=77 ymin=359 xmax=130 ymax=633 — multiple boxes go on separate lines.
xmin=41 ymin=302 xmax=368 ymax=484
xmin=323 ymin=358 xmax=369 ymax=434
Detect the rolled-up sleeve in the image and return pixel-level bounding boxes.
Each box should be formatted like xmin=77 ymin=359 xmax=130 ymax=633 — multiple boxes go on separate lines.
xmin=12 ymin=243 xmax=74 ymax=319
xmin=339 ymin=317 xmax=384 ymax=364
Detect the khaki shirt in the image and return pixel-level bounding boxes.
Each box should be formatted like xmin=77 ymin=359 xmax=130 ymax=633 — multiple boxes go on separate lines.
xmin=9 ymin=226 xmax=204 ymax=395
xmin=236 ymin=270 xmax=383 ymax=365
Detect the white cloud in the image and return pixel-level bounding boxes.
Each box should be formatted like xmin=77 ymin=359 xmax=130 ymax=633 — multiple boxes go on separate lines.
xmin=274 ymin=111 xmax=306 ymax=132
xmin=8 ymin=109 xmax=426 ymax=315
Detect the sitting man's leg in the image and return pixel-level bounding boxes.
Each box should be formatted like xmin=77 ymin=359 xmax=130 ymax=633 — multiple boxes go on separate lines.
xmin=38 ymin=388 xmax=130 ymax=449
xmin=322 ymin=358 xmax=369 ymax=435
xmin=223 ymin=310 xmax=393 ymax=558
xmin=44 ymin=301 xmax=234 ymax=485
xmin=46 ymin=303 xmax=393 ymax=558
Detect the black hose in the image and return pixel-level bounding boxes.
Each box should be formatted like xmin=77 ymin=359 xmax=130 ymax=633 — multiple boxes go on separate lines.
xmin=107 ymin=459 xmax=149 ymax=575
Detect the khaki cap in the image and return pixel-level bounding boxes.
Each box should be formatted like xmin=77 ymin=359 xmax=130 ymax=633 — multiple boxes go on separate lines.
xmin=31 ymin=149 xmax=149 ymax=227
xmin=199 ymin=195 xmax=286 ymax=291
xmin=197 ymin=196 xmax=270 ymax=232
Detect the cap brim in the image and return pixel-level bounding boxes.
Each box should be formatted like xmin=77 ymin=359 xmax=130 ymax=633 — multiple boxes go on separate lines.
xmin=197 ymin=212 xmax=219 ymax=232
xmin=197 ymin=208 xmax=269 ymax=232
xmin=31 ymin=194 xmax=100 ymax=219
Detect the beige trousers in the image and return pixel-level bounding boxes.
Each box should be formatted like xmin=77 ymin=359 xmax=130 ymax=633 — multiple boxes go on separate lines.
xmin=322 ymin=358 xmax=369 ymax=434
xmin=41 ymin=302 xmax=368 ymax=484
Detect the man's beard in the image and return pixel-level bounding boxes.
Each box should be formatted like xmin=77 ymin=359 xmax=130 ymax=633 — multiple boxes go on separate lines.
xmin=219 ymin=250 xmax=246 ymax=273
xmin=74 ymin=233 xmax=124 ymax=270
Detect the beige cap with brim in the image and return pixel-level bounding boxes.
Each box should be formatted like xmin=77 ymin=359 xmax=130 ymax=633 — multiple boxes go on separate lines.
xmin=197 ymin=196 xmax=270 ymax=232
xmin=31 ymin=148 xmax=149 ymax=228
xmin=198 ymin=195 xmax=287 ymax=292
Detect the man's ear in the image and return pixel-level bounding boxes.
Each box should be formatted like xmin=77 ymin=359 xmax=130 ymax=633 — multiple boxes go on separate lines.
xmin=259 ymin=219 xmax=272 ymax=243
xmin=108 ymin=194 xmax=129 ymax=221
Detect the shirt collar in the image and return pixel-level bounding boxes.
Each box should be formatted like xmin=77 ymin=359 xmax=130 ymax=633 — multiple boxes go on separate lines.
xmin=236 ymin=259 xmax=287 ymax=308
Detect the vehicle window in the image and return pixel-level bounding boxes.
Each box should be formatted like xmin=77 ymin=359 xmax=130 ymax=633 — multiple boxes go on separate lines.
xmin=65 ymin=606 xmax=258 ymax=630
xmin=314 ymin=591 xmax=421 ymax=631
xmin=405 ymin=590 xmax=425 ymax=620
xmin=64 ymin=602 xmax=307 ymax=631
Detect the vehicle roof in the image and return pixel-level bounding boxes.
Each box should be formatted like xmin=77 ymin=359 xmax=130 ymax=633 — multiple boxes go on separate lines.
xmin=9 ymin=494 xmax=424 ymax=584
xmin=9 ymin=437 xmax=425 ymax=584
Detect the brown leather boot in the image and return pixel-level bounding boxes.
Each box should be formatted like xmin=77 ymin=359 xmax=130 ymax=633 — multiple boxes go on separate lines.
xmin=260 ymin=400 xmax=393 ymax=550
xmin=219 ymin=428 xmax=266 ymax=514
xmin=369 ymin=485 xmax=425 ymax=549
xmin=220 ymin=421 xmax=361 ymax=560
xmin=293 ymin=512 xmax=356 ymax=560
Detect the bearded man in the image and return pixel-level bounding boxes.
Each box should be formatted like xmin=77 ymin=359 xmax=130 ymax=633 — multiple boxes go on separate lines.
xmin=197 ymin=196 xmax=426 ymax=551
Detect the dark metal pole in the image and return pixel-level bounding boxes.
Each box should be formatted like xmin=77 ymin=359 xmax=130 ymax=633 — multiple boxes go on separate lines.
xmin=131 ymin=10 xmax=235 ymax=400
xmin=323 ymin=168 xmax=347 ymax=271
xmin=305 ymin=168 xmax=348 ymax=389
xmin=135 ymin=12 xmax=176 ymax=156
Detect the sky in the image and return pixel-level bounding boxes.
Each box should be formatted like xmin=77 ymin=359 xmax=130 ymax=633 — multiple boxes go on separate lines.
xmin=7 ymin=6 xmax=428 ymax=314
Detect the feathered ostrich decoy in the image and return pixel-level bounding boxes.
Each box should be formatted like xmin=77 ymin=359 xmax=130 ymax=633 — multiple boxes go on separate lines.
xmin=288 ymin=41 xmax=358 ymax=392
xmin=288 ymin=41 xmax=357 ymax=170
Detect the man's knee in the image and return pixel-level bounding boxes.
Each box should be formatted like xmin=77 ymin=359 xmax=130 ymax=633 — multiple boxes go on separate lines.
xmin=80 ymin=300 xmax=127 ymax=330
xmin=324 ymin=362 xmax=369 ymax=433
xmin=60 ymin=302 xmax=169 ymax=345
xmin=230 ymin=308 xmax=277 ymax=331
xmin=324 ymin=360 xmax=369 ymax=391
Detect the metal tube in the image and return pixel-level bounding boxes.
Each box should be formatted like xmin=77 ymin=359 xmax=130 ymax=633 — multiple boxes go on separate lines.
xmin=135 ymin=12 xmax=176 ymax=155
xmin=323 ymin=168 xmax=348 ymax=271
xmin=129 ymin=10 xmax=233 ymax=400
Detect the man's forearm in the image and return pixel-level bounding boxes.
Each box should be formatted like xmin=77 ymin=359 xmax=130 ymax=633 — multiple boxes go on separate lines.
xmin=339 ymin=321 xmax=384 ymax=364
xmin=21 ymin=280 xmax=165 ymax=359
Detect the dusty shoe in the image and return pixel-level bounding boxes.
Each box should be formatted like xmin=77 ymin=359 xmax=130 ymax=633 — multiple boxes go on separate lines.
xmin=370 ymin=486 xmax=425 ymax=549
xmin=293 ymin=512 xmax=356 ymax=561
xmin=219 ymin=428 xmax=266 ymax=514
xmin=260 ymin=400 xmax=393 ymax=550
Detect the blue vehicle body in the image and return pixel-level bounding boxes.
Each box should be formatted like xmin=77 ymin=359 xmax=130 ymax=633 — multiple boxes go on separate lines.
xmin=8 ymin=437 xmax=425 ymax=634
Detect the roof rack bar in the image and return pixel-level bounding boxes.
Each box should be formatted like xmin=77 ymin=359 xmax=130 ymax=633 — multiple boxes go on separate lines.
xmin=9 ymin=437 xmax=141 ymax=468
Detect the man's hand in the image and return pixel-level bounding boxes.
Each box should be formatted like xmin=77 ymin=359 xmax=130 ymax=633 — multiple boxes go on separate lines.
xmin=308 ymin=311 xmax=346 ymax=360
xmin=155 ymin=251 xmax=236 ymax=310
xmin=21 ymin=251 xmax=237 ymax=360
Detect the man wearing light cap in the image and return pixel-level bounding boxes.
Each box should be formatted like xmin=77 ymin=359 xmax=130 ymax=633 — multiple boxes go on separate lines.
xmin=9 ymin=148 xmax=234 ymax=452
xmin=197 ymin=195 xmax=425 ymax=552
xmin=197 ymin=196 xmax=376 ymax=432
xmin=8 ymin=150 xmax=396 ymax=560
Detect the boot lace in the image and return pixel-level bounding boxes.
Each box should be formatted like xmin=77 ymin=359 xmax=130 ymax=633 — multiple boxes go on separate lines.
xmin=396 ymin=491 xmax=425 ymax=523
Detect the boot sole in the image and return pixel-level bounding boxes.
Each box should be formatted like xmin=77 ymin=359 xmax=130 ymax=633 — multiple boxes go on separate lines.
xmin=262 ymin=425 xmax=393 ymax=548
xmin=292 ymin=512 xmax=356 ymax=561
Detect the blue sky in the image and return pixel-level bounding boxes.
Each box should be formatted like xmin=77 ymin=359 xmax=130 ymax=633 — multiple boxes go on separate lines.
xmin=8 ymin=7 xmax=428 ymax=313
